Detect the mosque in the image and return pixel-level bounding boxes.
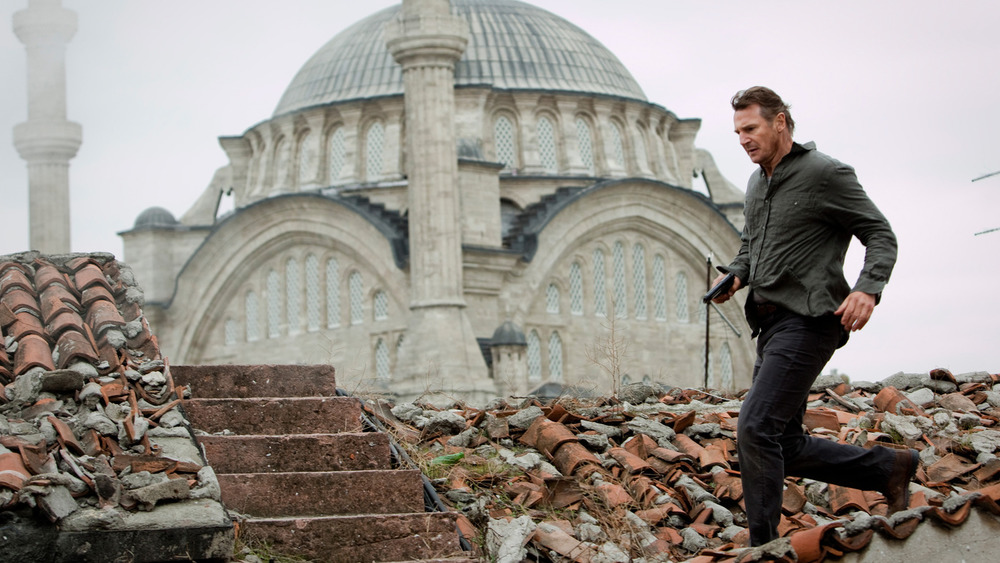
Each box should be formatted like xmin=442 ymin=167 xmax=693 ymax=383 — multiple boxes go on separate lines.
xmin=44 ymin=0 xmax=756 ymax=402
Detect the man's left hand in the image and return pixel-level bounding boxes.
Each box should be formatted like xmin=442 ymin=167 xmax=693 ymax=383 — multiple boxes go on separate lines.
xmin=834 ymin=291 xmax=876 ymax=332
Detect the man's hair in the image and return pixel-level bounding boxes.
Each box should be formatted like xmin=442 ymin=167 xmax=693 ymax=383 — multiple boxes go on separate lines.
xmin=731 ymin=86 xmax=795 ymax=134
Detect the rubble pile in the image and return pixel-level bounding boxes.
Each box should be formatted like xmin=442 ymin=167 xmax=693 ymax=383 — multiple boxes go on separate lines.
xmin=375 ymin=370 xmax=1000 ymax=563
xmin=0 ymin=254 xmax=217 ymax=530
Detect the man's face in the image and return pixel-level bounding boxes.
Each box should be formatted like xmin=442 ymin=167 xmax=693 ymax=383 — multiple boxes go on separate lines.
xmin=734 ymin=104 xmax=784 ymax=170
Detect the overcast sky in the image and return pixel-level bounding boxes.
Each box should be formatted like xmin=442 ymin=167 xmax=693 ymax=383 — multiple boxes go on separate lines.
xmin=2 ymin=1 xmax=998 ymax=381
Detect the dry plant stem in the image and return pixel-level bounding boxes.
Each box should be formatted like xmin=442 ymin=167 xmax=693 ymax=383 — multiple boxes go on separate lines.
xmin=585 ymin=294 xmax=629 ymax=400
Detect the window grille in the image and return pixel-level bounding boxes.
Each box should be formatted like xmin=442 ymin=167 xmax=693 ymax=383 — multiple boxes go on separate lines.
xmin=622 ymin=374 xmax=632 ymax=385
xmin=274 ymin=138 xmax=290 ymax=187
xmin=305 ymin=254 xmax=320 ymax=332
xmin=527 ymin=330 xmax=542 ymax=381
xmin=593 ymin=249 xmax=607 ymax=317
xmin=267 ymin=270 xmax=281 ymax=338
xmin=298 ymin=131 xmax=315 ymax=185
xmin=575 ymin=118 xmax=595 ymax=174
xmin=365 ymin=121 xmax=384 ymax=181
xmin=720 ymin=342 xmax=734 ymax=390
xmin=569 ymin=262 xmax=584 ymax=315
xmin=224 ymin=319 xmax=237 ymax=346
xmin=546 ymin=283 xmax=560 ymax=314
xmin=548 ymin=332 xmax=563 ymax=382
xmin=612 ymin=241 xmax=627 ymax=318
xmin=537 ymin=116 xmax=558 ymax=173
xmin=246 ymin=291 xmax=259 ymax=342
xmin=698 ymin=296 xmax=707 ymax=325
xmin=329 ymin=127 xmax=346 ymax=184
xmin=634 ymin=125 xmax=649 ymax=171
xmin=286 ymin=259 xmax=300 ymax=334
xmin=653 ymin=254 xmax=667 ymax=321
xmin=633 ymin=244 xmax=647 ymax=320
xmin=494 ymin=115 xmax=517 ymax=170
xmin=375 ymin=338 xmax=391 ymax=380
xmin=349 ymin=271 xmax=363 ymax=325
xmin=676 ymin=271 xmax=689 ymax=323
xmin=326 ymin=258 xmax=340 ymax=328
xmin=610 ymin=123 xmax=625 ymax=169
xmin=374 ymin=290 xmax=388 ymax=321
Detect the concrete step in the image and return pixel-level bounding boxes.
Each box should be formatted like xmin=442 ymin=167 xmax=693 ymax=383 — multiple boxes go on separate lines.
xmin=199 ymin=433 xmax=393 ymax=473
xmin=172 ymin=364 xmax=338 ymax=398
xmin=239 ymin=512 xmax=464 ymax=563
xmin=217 ymin=470 xmax=425 ymax=517
xmin=182 ymin=396 xmax=362 ymax=434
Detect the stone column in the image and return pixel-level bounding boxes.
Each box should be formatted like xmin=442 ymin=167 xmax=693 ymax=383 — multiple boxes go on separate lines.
xmin=13 ymin=0 xmax=82 ymax=254
xmin=386 ymin=0 xmax=492 ymax=402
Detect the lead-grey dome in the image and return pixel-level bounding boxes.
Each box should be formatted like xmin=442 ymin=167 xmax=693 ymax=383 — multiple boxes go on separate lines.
xmin=274 ymin=0 xmax=647 ymax=116
xmin=134 ymin=206 xmax=178 ymax=228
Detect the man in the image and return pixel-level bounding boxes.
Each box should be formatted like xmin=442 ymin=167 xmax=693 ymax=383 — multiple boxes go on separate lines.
xmin=711 ymin=86 xmax=918 ymax=547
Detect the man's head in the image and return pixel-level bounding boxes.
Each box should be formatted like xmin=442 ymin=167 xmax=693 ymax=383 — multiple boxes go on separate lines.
xmin=731 ymin=86 xmax=794 ymax=175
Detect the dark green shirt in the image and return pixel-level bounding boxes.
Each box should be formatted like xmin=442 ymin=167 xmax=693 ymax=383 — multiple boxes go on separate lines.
xmin=723 ymin=142 xmax=897 ymax=331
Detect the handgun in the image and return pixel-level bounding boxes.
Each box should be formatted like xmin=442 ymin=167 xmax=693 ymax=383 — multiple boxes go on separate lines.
xmin=702 ymin=272 xmax=736 ymax=303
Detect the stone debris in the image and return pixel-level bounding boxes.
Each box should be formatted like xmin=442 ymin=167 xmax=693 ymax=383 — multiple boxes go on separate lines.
xmin=0 ymin=254 xmax=216 ymax=529
xmin=371 ymin=374 xmax=1000 ymax=562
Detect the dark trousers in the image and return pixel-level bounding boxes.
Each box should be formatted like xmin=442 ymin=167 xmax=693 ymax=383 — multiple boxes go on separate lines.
xmin=737 ymin=308 xmax=897 ymax=546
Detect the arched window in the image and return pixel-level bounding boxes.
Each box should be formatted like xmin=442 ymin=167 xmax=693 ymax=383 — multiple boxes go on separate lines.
xmin=548 ymin=332 xmax=563 ymax=382
xmin=633 ymin=244 xmax=647 ymax=320
xmin=537 ymin=116 xmax=558 ymax=173
xmin=698 ymin=296 xmax=708 ymax=325
xmin=224 ymin=319 xmax=237 ymax=346
xmin=569 ymin=262 xmax=584 ymax=315
xmin=675 ymin=271 xmax=690 ymax=323
xmin=286 ymin=258 xmax=300 ymax=334
xmin=575 ymin=118 xmax=595 ymax=175
xmin=396 ymin=334 xmax=405 ymax=353
xmin=328 ymin=127 xmax=346 ymax=184
xmin=375 ymin=338 xmax=391 ymax=380
xmin=621 ymin=374 xmax=632 ymax=386
xmin=720 ymin=342 xmax=734 ymax=390
xmin=527 ymin=330 xmax=542 ymax=382
xmin=546 ymin=283 xmax=560 ymax=314
xmin=298 ymin=131 xmax=315 ymax=186
xmin=365 ymin=121 xmax=385 ymax=182
xmin=246 ymin=291 xmax=259 ymax=342
xmin=653 ymin=254 xmax=667 ymax=321
xmin=305 ymin=254 xmax=320 ymax=332
xmin=612 ymin=241 xmax=627 ymax=319
xmin=494 ymin=115 xmax=517 ymax=170
xmin=349 ymin=271 xmax=364 ymax=325
xmin=273 ymin=138 xmax=291 ymax=187
xmin=326 ymin=258 xmax=340 ymax=328
xmin=610 ymin=122 xmax=626 ymax=170
xmin=267 ymin=270 xmax=281 ymax=338
xmin=373 ymin=290 xmax=388 ymax=321
xmin=593 ymin=249 xmax=607 ymax=317
xmin=634 ymin=124 xmax=649 ymax=171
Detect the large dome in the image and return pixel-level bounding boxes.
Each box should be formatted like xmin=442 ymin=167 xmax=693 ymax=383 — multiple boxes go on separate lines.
xmin=274 ymin=0 xmax=647 ymax=116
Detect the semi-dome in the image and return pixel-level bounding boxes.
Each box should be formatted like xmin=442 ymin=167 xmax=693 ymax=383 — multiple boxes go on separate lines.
xmin=274 ymin=0 xmax=646 ymax=117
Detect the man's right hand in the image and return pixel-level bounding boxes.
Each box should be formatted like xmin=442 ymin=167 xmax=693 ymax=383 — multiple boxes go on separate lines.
xmin=711 ymin=273 xmax=742 ymax=303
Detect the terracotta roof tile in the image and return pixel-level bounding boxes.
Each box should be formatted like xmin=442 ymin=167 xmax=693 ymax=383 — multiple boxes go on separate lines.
xmin=54 ymin=329 xmax=99 ymax=368
xmin=14 ymin=332 xmax=55 ymax=374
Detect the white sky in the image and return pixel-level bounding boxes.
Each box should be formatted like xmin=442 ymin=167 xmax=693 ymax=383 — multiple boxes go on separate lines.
xmin=2 ymin=1 xmax=998 ymax=381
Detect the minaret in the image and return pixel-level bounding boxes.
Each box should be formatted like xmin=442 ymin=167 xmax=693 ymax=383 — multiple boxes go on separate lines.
xmin=13 ymin=0 xmax=82 ymax=254
xmin=385 ymin=0 xmax=493 ymax=401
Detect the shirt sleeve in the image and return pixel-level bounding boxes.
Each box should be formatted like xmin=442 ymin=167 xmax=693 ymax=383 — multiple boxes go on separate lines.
xmin=825 ymin=163 xmax=898 ymax=297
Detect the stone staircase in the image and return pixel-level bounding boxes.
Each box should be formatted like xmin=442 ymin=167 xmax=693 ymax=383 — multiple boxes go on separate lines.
xmin=172 ymin=364 xmax=468 ymax=562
